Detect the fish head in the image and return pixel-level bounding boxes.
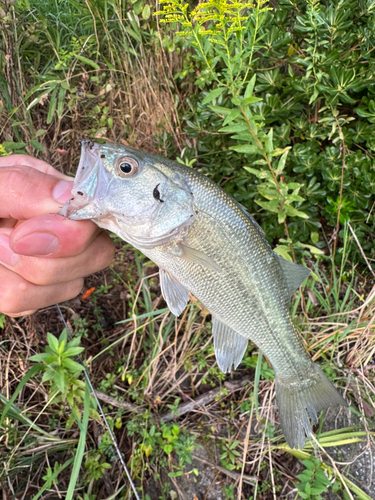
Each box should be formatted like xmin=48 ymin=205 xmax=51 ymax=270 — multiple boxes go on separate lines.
xmin=59 ymin=141 xmax=195 ymax=248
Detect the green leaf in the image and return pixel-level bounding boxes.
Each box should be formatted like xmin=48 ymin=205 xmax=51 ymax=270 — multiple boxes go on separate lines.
xmin=142 ymin=4 xmax=151 ymax=19
xmin=219 ymin=122 xmax=248 ymax=133
xmin=29 ymin=353 xmax=57 ymax=364
xmin=242 ymin=96 xmax=262 ymax=105
xmin=62 ymin=358 xmax=84 ymax=373
xmin=54 ymin=366 xmax=66 ymax=394
xmin=222 ymin=108 xmax=241 ymax=126
xmin=208 ymin=105 xmax=232 ymax=116
xmin=75 ymin=55 xmax=100 ymax=70
xmin=244 ymin=166 xmax=263 ymax=178
xmin=244 ymin=75 xmax=256 ymax=99
xmin=311 ymin=232 xmax=319 ymax=244
xmin=1 ymin=142 xmax=26 ymax=150
xmin=230 ymin=144 xmax=263 ymax=154
xmin=63 ymin=346 xmax=85 ymax=357
xmin=256 ymin=199 xmax=280 ymax=213
xmin=65 ymin=383 xmax=90 ymax=500
xmin=311 ymin=485 xmax=329 ymax=495
xmin=42 ymin=368 xmax=57 ymax=383
xmin=297 ymin=492 xmax=308 ymax=499
xmin=266 ymin=128 xmax=273 ymax=153
xmin=66 ymin=336 xmax=81 ymax=348
xmin=296 ymin=243 xmax=324 ymax=255
xmin=274 ymin=245 xmax=293 ymax=261
xmin=59 ymin=329 xmax=68 ymax=344
xmin=47 ymin=333 xmax=60 ymax=354
xmin=47 ymin=87 xmax=58 ymax=124
xmin=202 ymin=87 xmax=226 ymax=105
xmin=277 ymin=148 xmax=291 ymax=171
xmin=302 ymin=460 xmax=314 ymax=470
xmin=30 ymin=140 xmax=44 ymax=152
xmin=278 ymin=211 xmax=287 ymax=224
xmin=284 ymin=205 xmax=309 ymax=219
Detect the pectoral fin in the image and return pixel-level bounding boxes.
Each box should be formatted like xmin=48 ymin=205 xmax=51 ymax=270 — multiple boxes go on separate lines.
xmin=212 ymin=317 xmax=248 ymax=373
xmin=160 ymin=269 xmax=189 ymax=316
xmin=178 ymin=244 xmax=222 ymax=273
xmin=277 ymin=255 xmax=311 ymax=297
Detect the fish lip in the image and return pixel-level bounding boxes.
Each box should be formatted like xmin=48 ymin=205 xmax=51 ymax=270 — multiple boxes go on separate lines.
xmin=59 ymin=140 xmax=103 ymax=219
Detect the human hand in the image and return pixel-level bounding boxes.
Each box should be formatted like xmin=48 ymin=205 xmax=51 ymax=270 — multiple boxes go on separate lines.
xmin=0 ymin=155 xmax=115 ymax=317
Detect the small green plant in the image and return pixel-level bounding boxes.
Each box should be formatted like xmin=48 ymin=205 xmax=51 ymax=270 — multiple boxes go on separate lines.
xmin=29 ymin=330 xmax=84 ymax=403
xmin=29 ymin=330 xmax=99 ymax=428
xmin=84 ymin=451 xmax=111 ymax=481
xmin=219 ymin=438 xmax=241 ymax=471
xmin=296 ymin=458 xmax=333 ymax=499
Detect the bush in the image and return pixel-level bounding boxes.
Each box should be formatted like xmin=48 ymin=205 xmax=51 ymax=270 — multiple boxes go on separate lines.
xmin=157 ymin=0 xmax=375 ymax=269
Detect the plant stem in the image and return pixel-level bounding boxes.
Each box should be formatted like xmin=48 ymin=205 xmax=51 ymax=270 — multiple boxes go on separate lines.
xmin=240 ymin=105 xmax=296 ymax=260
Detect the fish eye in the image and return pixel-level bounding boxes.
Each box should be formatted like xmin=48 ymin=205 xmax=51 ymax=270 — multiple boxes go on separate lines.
xmin=117 ymin=157 xmax=139 ymax=177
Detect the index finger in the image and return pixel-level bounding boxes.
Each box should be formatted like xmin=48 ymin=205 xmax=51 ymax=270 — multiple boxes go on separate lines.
xmin=0 ymin=154 xmax=71 ymax=180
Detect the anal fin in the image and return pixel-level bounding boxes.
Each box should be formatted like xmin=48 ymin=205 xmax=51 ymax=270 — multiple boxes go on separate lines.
xmin=213 ymin=317 xmax=248 ymax=373
xmin=160 ymin=269 xmax=189 ymax=316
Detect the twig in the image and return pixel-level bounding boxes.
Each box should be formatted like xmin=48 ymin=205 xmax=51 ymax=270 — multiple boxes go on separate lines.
xmin=159 ymin=376 xmax=251 ymax=423
xmin=192 ymin=454 xmax=258 ymax=485
xmin=347 ymin=222 xmax=375 ymax=278
xmin=331 ymin=116 xmax=346 ymax=285
xmin=95 ymin=391 xmax=145 ymax=413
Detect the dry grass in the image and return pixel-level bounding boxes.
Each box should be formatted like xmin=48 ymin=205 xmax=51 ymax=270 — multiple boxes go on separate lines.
xmin=1 ymin=242 xmax=374 ymax=498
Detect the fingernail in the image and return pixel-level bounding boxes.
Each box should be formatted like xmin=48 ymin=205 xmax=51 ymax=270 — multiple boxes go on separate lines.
xmin=53 ymin=180 xmax=74 ymax=204
xmin=13 ymin=232 xmax=60 ymax=256
xmin=0 ymin=234 xmax=20 ymax=267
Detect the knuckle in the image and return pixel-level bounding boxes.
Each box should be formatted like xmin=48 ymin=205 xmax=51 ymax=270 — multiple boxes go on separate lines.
xmin=19 ymin=258 xmax=58 ymax=286
xmin=65 ymin=279 xmax=84 ymax=300
xmin=0 ymin=281 xmax=31 ymax=315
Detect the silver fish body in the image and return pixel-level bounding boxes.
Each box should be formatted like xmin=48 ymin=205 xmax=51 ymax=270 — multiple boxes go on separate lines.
xmin=60 ymin=141 xmax=347 ymax=449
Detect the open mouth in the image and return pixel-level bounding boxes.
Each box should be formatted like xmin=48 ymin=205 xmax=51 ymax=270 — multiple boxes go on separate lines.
xmin=59 ymin=141 xmax=107 ymax=220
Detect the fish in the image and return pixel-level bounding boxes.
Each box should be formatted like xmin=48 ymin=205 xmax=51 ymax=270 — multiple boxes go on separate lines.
xmin=60 ymin=140 xmax=348 ymax=449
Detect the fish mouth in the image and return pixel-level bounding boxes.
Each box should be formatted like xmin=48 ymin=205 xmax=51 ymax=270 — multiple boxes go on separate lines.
xmin=59 ymin=141 xmax=109 ymax=220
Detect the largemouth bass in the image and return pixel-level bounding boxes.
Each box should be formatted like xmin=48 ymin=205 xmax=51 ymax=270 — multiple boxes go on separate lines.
xmin=60 ymin=141 xmax=347 ymax=449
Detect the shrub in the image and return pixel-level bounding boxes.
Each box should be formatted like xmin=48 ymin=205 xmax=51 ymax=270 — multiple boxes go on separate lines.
xmin=157 ymin=0 xmax=375 ymax=268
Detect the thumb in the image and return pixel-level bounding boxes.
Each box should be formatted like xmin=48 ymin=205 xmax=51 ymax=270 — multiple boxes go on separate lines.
xmin=0 ymin=166 xmax=74 ymax=220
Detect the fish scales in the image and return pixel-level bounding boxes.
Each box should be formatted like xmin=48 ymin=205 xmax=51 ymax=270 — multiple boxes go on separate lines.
xmin=60 ymin=141 xmax=348 ymax=449
xmin=145 ymin=165 xmax=309 ymax=382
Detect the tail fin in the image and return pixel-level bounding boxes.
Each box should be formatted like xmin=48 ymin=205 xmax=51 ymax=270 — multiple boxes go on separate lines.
xmin=275 ymin=362 xmax=348 ymax=449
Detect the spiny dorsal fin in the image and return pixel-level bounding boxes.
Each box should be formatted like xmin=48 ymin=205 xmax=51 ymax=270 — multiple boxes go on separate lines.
xmin=277 ymin=255 xmax=311 ymax=297
xmin=212 ymin=317 xmax=248 ymax=373
xmin=160 ymin=269 xmax=189 ymax=316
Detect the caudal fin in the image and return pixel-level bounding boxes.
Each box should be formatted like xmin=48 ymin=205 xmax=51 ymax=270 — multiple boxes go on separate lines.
xmin=275 ymin=362 xmax=348 ymax=449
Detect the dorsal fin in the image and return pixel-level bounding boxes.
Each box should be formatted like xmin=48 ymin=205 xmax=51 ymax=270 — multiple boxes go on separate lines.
xmin=277 ymin=255 xmax=310 ymax=297
xmin=160 ymin=269 xmax=189 ymax=316
xmin=212 ymin=317 xmax=248 ymax=373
